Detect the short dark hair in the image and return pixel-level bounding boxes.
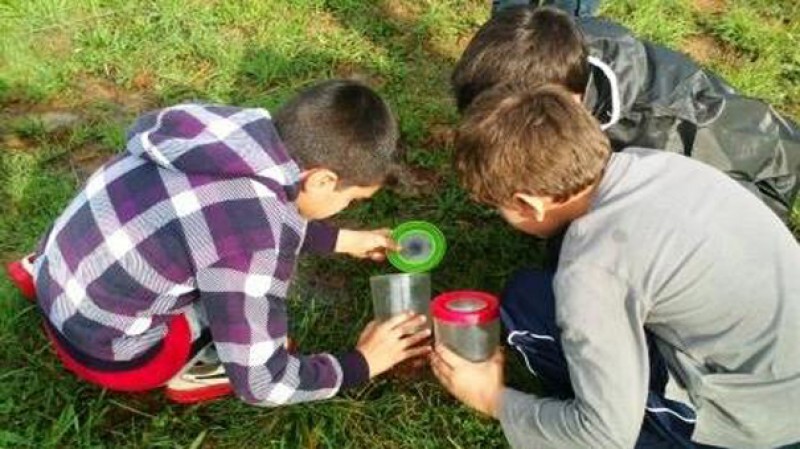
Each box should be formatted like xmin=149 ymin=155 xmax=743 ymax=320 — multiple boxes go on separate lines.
xmin=455 ymin=83 xmax=609 ymax=205
xmin=274 ymin=79 xmax=399 ymax=186
xmin=452 ymin=6 xmax=590 ymax=112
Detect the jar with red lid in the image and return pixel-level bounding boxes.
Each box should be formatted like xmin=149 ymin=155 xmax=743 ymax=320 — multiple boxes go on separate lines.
xmin=431 ymin=290 xmax=500 ymax=362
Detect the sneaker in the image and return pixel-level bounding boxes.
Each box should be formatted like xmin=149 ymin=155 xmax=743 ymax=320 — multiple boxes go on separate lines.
xmin=6 ymin=254 xmax=36 ymax=301
xmin=165 ymin=361 xmax=233 ymax=404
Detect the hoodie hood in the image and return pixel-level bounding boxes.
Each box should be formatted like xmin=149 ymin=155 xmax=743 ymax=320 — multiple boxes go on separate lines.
xmin=584 ymin=56 xmax=622 ymax=131
xmin=125 ymin=104 xmax=302 ymax=193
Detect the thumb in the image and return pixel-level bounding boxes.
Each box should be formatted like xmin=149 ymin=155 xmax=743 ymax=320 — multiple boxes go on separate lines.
xmin=375 ymin=232 xmax=401 ymax=252
xmin=368 ymin=251 xmax=386 ymax=262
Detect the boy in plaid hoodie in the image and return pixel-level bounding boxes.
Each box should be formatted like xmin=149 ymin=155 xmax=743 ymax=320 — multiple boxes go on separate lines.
xmin=7 ymin=80 xmax=430 ymax=405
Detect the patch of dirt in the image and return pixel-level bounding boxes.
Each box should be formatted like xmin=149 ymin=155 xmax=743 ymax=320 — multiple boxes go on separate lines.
xmin=308 ymin=271 xmax=349 ymax=291
xmin=377 ymin=0 xmax=459 ymax=64
xmin=2 ymin=74 xmax=154 ymax=121
xmin=68 ymin=143 xmax=113 ymax=182
xmin=681 ymin=33 xmax=742 ymax=67
xmin=308 ymin=10 xmax=344 ymax=37
xmin=1 ymin=133 xmax=34 ymax=151
xmin=38 ymin=111 xmax=82 ymax=131
xmin=380 ymin=0 xmax=423 ymax=23
xmin=1 ymin=74 xmax=154 ymax=184
xmin=395 ymin=165 xmax=444 ymax=196
xmin=691 ymin=0 xmax=727 ymax=14
xmin=132 ymin=70 xmax=155 ymax=91
xmin=39 ymin=30 xmax=73 ymax=58
xmin=75 ymin=76 xmax=153 ymax=113
xmin=423 ymin=30 xmax=475 ymax=63
xmin=682 ymin=35 xmax=720 ymax=63
xmin=334 ymin=62 xmax=387 ymax=87
xmin=423 ymin=124 xmax=455 ymax=150
xmin=455 ymin=33 xmax=474 ymax=52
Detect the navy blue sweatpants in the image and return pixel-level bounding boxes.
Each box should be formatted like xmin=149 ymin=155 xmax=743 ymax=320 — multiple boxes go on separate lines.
xmin=501 ymin=269 xmax=702 ymax=449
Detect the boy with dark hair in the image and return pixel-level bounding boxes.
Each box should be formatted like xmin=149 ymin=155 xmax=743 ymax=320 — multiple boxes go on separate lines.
xmin=7 ymin=79 xmax=431 ymax=405
xmin=432 ymin=84 xmax=800 ymax=448
xmin=453 ymin=6 xmax=800 ymax=221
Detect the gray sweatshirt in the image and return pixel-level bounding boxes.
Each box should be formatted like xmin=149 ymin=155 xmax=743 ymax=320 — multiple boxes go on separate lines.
xmin=499 ymin=148 xmax=800 ymax=449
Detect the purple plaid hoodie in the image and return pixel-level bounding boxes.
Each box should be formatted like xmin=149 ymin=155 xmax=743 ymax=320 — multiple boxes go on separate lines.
xmin=33 ymin=104 xmax=369 ymax=405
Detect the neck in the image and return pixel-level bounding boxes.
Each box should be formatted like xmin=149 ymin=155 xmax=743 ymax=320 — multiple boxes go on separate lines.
xmin=554 ymin=178 xmax=602 ymax=224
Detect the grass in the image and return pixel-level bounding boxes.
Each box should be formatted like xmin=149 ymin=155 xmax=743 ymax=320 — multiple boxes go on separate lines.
xmin=0 ymin=0 xmax=798 ymax=447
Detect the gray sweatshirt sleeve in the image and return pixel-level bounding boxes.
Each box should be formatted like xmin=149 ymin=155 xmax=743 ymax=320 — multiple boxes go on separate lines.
xmin=498 ymin=264 xmax=651 ymax=449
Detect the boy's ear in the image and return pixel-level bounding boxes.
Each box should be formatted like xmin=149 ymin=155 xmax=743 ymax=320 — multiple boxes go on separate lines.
xmin=301 ymin=168 xmax=339 ymax=192
xmin=513 ymin=192 xmax=548 ymax=222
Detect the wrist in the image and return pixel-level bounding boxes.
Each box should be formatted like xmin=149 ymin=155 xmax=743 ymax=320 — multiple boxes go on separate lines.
xmin=484 ymin=384 xmax=504 ymax=418
xmin=334 ymin=229 xmax=353 ymax=254
xmin=336 ymin=349 xmax=370 ymax=389
xmin=303 ymin=221 xmax=339 ymax=254
xmin=355 ymin=345 xmax=379 ymax=379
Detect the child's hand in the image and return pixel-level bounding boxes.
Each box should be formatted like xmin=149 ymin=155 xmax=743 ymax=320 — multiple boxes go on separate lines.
xmin=356 ymin=312 xmax=431 ymax=378
xmin=430 ymin=344 xmax=505 ymax=418
xmin=335 ymin=228 xmax=400 ymax=261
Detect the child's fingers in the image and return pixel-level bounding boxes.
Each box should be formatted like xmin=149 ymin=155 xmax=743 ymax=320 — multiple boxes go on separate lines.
xmin=382 ymin=311 xmax=416 ymax=330
xmin=430 ymin=351 xmax=454 ymax=385
xmin=367 ymin=250 xmax=386 ymax=261
xmin=372 ymin=229 xmax=401 ymax=252
xmin=401 ymin=328 xmax=432 ymax=348
xmin=435 ymin=343 xmax=465 ymax=368
xmin=402 ymin=344 xmax=432 ymax=360
xmin=391 ymin=315 xmax=427 ymax=337
xmin=385 ymin=238 xmax=401 ymax=252
xmin=431 ymin=346 xmax=454 ymax=370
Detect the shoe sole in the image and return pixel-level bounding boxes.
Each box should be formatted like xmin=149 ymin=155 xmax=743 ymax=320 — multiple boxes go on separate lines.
xmin=165 ymin=383 xmax=234 ymax=404
xmin=6 ymin=255 xmax=36 ymax=301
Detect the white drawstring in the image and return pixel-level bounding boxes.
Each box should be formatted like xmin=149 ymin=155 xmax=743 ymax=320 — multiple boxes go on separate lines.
xmin=588 ymin=55 xmax=622 ymax=131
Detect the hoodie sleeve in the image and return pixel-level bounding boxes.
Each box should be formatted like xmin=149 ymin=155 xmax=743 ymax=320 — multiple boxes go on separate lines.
xmin=301 ymin=221 xmax=339 ymax=254
xmin=196 ymin=249 xmax=368 ymax=406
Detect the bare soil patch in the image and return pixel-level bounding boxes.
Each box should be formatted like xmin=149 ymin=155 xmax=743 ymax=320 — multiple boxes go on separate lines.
xmin=691 ymin=0 xmax=727 ymax=14
xmin=681 ymin=33 xmax=742 ymax=67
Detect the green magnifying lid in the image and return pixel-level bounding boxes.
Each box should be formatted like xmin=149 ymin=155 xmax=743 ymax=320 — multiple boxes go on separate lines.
xmin=388 ymin=221 xmax=447 ymax=273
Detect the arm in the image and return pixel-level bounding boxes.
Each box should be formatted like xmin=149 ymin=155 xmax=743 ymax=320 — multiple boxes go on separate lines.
xmin=303 ymin=221 xmax=401 ymax=260
xmin=301 ymin=221 xmax=339 ymax=254
xmin=432 ymin=264 xmax=651 ymax=448
xmin=498 ymin=264 xmax=651 ymax=449
xmin=196 ymin=249 xmax=368 ymax=406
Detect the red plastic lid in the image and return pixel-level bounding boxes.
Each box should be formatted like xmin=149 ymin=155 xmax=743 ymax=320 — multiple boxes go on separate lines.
xmin=431 ymin=290 xmax=499 ymax=326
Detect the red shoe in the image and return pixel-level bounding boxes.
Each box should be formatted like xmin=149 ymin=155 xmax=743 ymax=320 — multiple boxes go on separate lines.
xmin=6 ymin=254 xmax=36 ymax=301
xmin=165 ymin=362 xmax=233 ymax=404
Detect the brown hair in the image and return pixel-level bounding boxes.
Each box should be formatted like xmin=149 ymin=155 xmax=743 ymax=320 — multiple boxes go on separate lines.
xmin=454 ymin=83 xmax=610 ymax=205
xmin=452 ymin=6 xmax=589 ymax=112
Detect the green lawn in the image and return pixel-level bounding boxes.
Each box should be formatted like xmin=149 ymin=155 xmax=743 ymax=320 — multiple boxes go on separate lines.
xmin=1 ymin=1 xmax=798 ymax=447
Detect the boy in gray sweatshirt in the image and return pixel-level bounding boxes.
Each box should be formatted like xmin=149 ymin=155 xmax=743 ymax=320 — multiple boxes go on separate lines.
xmin=432 ymin=83 xmax=800 ymax=448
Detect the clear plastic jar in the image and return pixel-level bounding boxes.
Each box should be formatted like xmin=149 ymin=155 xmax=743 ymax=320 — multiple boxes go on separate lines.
xmin=432 ymin=291 xmax=500 ymax=362
xmin=369 ymin=273 xmax=431 ymax=323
